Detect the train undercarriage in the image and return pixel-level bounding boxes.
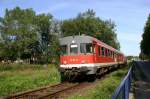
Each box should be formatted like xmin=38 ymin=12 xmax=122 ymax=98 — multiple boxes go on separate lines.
xmin=59 ymin=63 xmax=124 ymax=82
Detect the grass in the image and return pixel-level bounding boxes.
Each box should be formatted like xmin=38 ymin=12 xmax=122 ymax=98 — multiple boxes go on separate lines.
xmin=0 ymin=63 xmax=60 ymax=96
xmin=69 ymin=67 xmax=129 ymax=99
xmin=0 ymin=63 xmax=129 ymax=97
xmin=0 ymin=63 xmax=43 ymax=71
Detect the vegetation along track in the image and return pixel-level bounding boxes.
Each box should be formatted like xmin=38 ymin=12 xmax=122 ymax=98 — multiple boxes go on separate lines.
xmin=4 ymin=82 xmax=84 ymax=99
xmin=3 ymin=67 xmax=125 ymax=99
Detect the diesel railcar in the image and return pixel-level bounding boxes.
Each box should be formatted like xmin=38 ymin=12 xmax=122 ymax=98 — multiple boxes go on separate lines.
xmin=59 ymin=35 xmax=126 ymax=81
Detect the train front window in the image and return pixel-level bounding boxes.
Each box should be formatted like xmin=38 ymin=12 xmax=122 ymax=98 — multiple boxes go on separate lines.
xmin=60 ymin=45 xmax=67 ymax=55
xmin=80 ymin=43 xmax=93 ymax=54
xmin=70 ymin=44 xmax=78 ymax=54
xmin=80 ymin=43 xmax=86 ymax=53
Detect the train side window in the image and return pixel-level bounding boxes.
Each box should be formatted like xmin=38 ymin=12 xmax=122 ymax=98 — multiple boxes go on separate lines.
xmin=60 ymin=45 xmax=67 ymax=55
xmin=108 ymin=50 xmax=111 ymax=57
xmin=102 ymin=47 xmax=105 ymax=56
xmin=112 ymin=52 xmax=114 ymax=58
xmin=110 ymin=51 xmax=112 ymax=57
xmin=108 ymin=50 xmax=110 ymax=57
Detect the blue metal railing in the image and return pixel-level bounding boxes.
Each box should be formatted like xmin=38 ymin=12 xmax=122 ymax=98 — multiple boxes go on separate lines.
xmin=111 ymin=67 xmax=133 ymax=99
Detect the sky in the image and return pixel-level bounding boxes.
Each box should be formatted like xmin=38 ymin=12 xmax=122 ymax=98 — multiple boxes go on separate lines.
xmin=0 ymin=0 xmax=150 ymax=56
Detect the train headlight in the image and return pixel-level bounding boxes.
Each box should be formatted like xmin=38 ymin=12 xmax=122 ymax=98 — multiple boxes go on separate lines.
xmin=63 ymin=61 xmax=67 ymax=64
xmin=81 ymin=60 xmax=86 ymax=64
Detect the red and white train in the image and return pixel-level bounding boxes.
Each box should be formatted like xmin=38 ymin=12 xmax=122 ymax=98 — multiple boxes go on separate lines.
xmin=59 ymin=35 xmax=126 ymax=81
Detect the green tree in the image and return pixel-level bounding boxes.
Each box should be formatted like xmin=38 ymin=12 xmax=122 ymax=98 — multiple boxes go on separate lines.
xmin=36 ymin=13 xmax=52 ymax=48
xmin=0 ymin=7 xmax=38 ymax=60
xmin=141 ymin=14 xmax=150 ymax=58
xmin=61 ymin=9 xmax=120 ymax=49
xmin=48 ymin=35 xmax=60 ymax=64
xmin=0 ymin=7 xmax=60 ymax=63
xmin=31 ymin=13 xmax=52 ymax=63
xmin=34 ymin=14 xmax=61 ymax=64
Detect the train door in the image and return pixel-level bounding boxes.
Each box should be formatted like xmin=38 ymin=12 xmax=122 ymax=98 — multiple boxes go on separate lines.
xmin=98 ymin=46 xmax=101 ymax=63
xmin=114 ymin=53 xmax=117 ymax=62
xmin=92 ymin=42 xmax=98 ymax=63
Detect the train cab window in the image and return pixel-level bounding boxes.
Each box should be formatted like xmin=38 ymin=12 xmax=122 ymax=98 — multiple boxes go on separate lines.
xmin=70 ymin=44 xmax=78 ymax=54
xmin=102 ymin=47 xmax=105 ymax=56
xmin=86 ymin=43 xmax=93 ymax=53
xmin=80 ymin=43 xmax=93 ymax=54
xmin=60 ymin=45 xmax=67 ymax=55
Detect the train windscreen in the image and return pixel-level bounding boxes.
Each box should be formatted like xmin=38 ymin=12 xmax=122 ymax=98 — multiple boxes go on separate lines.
xmin=70 ymin=44 xmax=78 ymax=54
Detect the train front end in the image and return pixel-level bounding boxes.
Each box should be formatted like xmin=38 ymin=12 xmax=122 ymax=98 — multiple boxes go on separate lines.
xmin=59 ymin=36 xmax=95 ymax=81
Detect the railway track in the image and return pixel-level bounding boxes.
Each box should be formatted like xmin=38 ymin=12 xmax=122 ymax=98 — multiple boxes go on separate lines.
xmin=4 ymin=82 xmax=82 ymax=99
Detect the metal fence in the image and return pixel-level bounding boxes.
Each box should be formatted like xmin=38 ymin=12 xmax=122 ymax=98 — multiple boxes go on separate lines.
xmin=111 ymin=67 xmax=133 ymax=99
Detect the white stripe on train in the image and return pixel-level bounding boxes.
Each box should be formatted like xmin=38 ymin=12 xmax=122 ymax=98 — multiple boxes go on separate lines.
xmin=60 ymin=62 xmax=124 ymax=68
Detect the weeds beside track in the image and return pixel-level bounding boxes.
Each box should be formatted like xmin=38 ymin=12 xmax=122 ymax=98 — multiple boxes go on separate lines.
xmin=4 ymin=66 xmax=128 ymax=99
xmin=4 ymin=82 xmax=88 ymax=99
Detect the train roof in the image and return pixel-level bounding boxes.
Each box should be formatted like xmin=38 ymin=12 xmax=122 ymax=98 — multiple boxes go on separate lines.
xmin=59 ymin=35 xmax=93 ymax=45
xmin=59 ymin=35 xmax=123 ymax=54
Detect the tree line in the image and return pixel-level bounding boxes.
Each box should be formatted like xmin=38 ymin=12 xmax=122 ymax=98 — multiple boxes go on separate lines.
xmin=140 ymin=14 xmax=150 ymax=59
xmin=0 ymin=7 xmax=120 ymax=64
